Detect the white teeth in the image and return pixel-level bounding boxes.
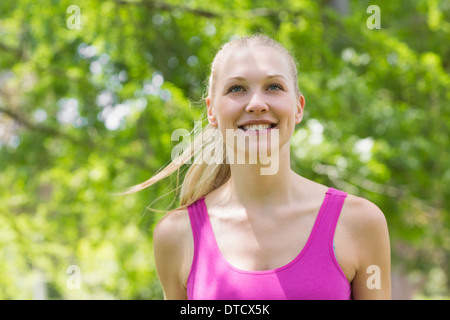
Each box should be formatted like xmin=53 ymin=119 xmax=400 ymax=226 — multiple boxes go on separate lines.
xmin=241 ymin=124 xmax=272 ymax=131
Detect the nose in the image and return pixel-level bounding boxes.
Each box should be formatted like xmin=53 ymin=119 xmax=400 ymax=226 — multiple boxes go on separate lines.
xmin=245 ymin=91 xmax=268 ymax=114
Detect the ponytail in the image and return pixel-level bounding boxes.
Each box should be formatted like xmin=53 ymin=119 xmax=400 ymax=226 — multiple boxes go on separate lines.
xmin=120 ymin=123 xmax=230 ymax=212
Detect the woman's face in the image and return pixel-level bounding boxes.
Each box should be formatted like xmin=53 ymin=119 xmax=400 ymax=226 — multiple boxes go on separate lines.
xmin=207 ymin=45 xmax=305 ymax=157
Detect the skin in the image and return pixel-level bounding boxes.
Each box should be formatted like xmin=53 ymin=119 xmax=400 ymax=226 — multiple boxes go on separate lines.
xmin=153 ymin=45 xmax=391 ymax=300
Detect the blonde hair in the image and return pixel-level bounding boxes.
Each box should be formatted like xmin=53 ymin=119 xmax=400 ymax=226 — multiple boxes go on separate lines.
xmin=124 ymin=34 xmax=300 ymax=212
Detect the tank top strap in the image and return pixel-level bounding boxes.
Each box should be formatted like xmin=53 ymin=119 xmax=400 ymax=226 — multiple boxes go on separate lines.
xmin=187 ymin=197 xmax=217 ymax=258
xmin=307 ymin=187 xmax=348 ymax=254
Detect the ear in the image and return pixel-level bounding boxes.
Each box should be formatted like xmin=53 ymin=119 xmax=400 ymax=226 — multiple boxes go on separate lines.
xmin=295 ymin=95 xmax=305 ymax=124
xmin=206 ymin=97 xmax=218 ymax=127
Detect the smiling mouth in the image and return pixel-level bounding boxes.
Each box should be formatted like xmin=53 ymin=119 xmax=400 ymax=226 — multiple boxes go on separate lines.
xmin=238 ymin=123 xmax=277 ymax=131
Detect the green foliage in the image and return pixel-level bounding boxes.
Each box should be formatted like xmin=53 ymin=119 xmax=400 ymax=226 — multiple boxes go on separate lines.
xmin=0 ymin=0 xmax=449 ymax=299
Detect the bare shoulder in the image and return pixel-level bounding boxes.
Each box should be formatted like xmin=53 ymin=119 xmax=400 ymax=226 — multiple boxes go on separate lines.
xmin=340 ymin=193 xmax=391 ymax=299
xmin=339 ymin=193 xmax=390 ymax=275
xmin=340 ymin=194 xmax=389 ymax=237
xmin=153 ymin=207 xmax=193 ymax=299
xmin=153 ymin=207 xmax=192 ymax=254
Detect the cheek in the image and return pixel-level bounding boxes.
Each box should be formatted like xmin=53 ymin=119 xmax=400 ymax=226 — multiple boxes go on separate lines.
xmin=278 ymin=97 xmax=298 ymax=119
xmin=216 ymin=99 xmax=240 ymax=121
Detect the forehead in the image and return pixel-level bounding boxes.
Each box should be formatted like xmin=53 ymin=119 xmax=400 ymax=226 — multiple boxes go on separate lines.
xmin=216 ymin=45 xmax=292 ymax=82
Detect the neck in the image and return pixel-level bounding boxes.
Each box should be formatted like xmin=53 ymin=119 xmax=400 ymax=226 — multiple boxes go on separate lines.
xmin=223 ymin=143 xmax=297 ymax=211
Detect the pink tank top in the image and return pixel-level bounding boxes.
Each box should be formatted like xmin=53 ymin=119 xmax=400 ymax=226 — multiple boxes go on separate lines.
xmin=186 ymin=187 xmax=351 ymax=300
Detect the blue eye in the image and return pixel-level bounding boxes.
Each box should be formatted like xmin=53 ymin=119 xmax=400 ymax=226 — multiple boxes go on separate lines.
xmin=267 ymin=83 xmax=283 ymax=91
xmin=228 ymin=85 xmax=245 ymax=93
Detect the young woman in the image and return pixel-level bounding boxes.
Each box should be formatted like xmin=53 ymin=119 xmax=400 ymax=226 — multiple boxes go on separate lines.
xmin=136 ymin=34 xmax=391 ymax=299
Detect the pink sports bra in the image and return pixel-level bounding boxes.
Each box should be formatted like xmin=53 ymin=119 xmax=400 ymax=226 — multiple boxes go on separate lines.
xmin=186 ymin=187 xmax=351 ymax=300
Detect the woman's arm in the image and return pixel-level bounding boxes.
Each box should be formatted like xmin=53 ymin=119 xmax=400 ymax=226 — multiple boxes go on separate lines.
xmin=153 ymin=209 xmax=192 ymax=300
xmin=345 ymin=196 xmax=391 ymax=299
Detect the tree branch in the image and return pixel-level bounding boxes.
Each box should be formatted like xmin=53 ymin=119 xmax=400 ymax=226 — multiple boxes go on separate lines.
xmin=108 ymin=0 xmax=301 ymax=19
xmin=0 ymin=42 xmax=22 ymax=57
xmin=111 ymin=0 xmax=220 ymax=17
xmin=0 ymin=106 xmax=84 ymax=145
